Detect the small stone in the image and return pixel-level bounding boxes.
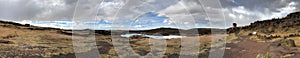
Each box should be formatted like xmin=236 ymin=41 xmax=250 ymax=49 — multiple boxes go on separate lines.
xmin=241 ymin=50 xmax=246 ymax=52
xmin=0 ymin=40 xmax=14 ymax=44
xmin=252 ymin=32 xmax=257 ymax=35
xmin=225 ymin=47 xmax=231 ymax=50
xmin=57 ymin=46 xmax=68 ymax=49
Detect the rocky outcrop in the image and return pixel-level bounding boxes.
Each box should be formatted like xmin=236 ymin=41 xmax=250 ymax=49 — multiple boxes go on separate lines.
xmin=269 ymin=39 xmax=298 ymax=58
xmin=242 ymin=11 xmax=300 ymax=30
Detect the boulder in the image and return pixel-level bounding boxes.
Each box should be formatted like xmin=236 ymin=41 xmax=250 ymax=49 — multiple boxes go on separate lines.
xmin=285 ymin=39 xmax=296 ymax=47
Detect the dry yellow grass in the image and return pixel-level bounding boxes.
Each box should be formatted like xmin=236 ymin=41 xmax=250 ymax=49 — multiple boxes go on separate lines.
xmin=0 ymin=26 xmax=75 ymax=57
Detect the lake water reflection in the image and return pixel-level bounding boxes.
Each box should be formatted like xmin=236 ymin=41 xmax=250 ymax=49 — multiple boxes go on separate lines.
xmin=120 ymin=34 xmax=186 ymax=39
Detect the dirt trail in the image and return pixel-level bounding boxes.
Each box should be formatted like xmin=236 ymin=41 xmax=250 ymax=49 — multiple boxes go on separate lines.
xmin=224 ymin=38 xmax=271 ymax=58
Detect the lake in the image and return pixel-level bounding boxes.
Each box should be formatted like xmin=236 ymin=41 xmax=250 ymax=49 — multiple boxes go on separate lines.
xmin=120 ymin=34 xmax=186 ymax=39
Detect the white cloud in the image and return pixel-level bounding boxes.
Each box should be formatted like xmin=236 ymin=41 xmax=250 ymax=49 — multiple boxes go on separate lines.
xmin=231 ymin=6 xmax=251 ymax=15
xmin=158 ymin=0 xmax=227 ymax=28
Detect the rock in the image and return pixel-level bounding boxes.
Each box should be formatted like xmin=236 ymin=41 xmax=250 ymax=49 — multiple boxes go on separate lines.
xmin=256 ymin=54 xmax=264 ymax=58
xmin=225 ymin=47 xmax=231 ymax=50
xmin=0 ymin=40 xmax=14 ymax=44
xmin=25 ymin=46 xmax=50 ymax=49
xmin=252 ymin=32 xmax=257 ymax=35
xmin=286 ymin=39 xmax=296 ymax=47
xmin=57 ymin=46 xmax=68 ymax=49
xmin=2 ymin=34 xmax=18 ymax=39
xmin=268 ymin=39 xmax=298 ymax=58
xmin=269 ymin=41 xmax=282 ymax=47
xmin=248 ymin=33 xmax=253 ymax=36
xmin=136 ymin=50 xmax=150 ymax=56
xmin=270 ymin=39 xmax=296 ymax=47
xmin=265 ymin=35 xmax=272 ymax=40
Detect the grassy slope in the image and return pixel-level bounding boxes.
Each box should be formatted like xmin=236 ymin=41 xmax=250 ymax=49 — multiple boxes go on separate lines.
xmin=0 ymin=23 xmax=75 ymax=57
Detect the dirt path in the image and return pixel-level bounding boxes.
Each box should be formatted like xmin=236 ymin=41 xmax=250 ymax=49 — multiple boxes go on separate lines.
xmin=224 ymin=38 xmax=271 ymax=58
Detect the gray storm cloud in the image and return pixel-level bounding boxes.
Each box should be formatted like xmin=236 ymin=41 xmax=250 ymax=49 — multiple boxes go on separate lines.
xmin=0 ymin=0 xmax=77 ymax=21
xmin=0 ymin=0 xmax=299 ymax=29
xmin=159 ymin=0 xmax=300 ymax=28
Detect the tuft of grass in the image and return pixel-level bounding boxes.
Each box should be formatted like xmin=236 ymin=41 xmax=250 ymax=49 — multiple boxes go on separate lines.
xmin=264 ymin=52 xmax=270 ymax=58
xmin=281 ymin=40 xmax=288 ymax=46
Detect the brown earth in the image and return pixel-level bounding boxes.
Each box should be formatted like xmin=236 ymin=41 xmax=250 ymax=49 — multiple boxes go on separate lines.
xmin=224 ymin=39 xmax=271 ymax=58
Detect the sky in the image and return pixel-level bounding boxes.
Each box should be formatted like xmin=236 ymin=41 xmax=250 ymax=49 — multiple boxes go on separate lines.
xmin=0 ymin=0 xmax=299 ymax=30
